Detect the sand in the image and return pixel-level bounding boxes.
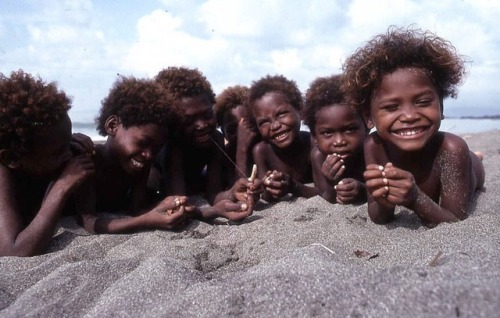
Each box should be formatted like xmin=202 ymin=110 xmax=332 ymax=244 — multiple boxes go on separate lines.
xmin=1 ymin=130 xmax=499 ymax=317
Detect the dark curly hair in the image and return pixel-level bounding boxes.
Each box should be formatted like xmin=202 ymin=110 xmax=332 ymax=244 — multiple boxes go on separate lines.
xmin=248 ymin=75 xmax=303 ymax=114
xmin=214 ymin=85 xmax=249 ymax=127
xmin=96 ymin=76 xmax=173 ymax=136
xmin=304 ymin=75 xmax=349 ymax=134
xmin=155 ymin=66 xmax=215 ymax=118
xmin=342 ymin=26 xmax=467 ymax=113
xmin=0 ymin=70 xmax=71 ymax=153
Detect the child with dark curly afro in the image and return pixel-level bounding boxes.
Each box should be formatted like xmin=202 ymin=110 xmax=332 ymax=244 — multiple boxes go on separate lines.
xmin=155 ymin=67 xmax=260 ymax=222
xmin=249 ymin=74 xmax=319 ymax=201
xmin=0 ymin=70 xmax=94 ymax=256
xmin=304 ymin=75 xmax=368 ymax=204
xmin=215 ymin=85 xmax=259 ymax=183
xmin=342 ymin=26 xmax=485 ymax=226
xmin=76 ymin=75 xmax=194 ymax=234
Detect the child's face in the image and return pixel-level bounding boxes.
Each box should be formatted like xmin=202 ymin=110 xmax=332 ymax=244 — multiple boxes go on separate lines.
xmin=17 ymin=114 xmax=73 ymax=179
xmin=222 ymin=105 xmax=247 ymax=145
xmin=178 ymin=95 xmax=216 ymax=148
xmin=253 ymin=92 xmax=301 ymax=149
xmin=369 ymin=67 xmax=442 ymax=152
xmin=111 ymin=123 xmax=167 ymax=176
xmin=313 ymin=104 xmax=367 ymax=159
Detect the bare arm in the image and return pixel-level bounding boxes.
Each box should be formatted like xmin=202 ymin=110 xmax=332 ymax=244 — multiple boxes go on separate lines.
xmin=0 ymin=155 xmax=94 ymax=256
xmin=79 ymin=195 xmax=191 ymax=234
xmin=311 ymin=147 xmax=338 ymax=203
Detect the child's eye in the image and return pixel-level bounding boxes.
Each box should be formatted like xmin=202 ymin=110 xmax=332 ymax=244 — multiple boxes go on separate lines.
xmin=381 ymin=104 xmax=398 ymax=112
xmin=344 ymin=126 xmax=358 ymax=134
xmin=416 ymin=99 xmax=432 ymax=107
xmin=277 ymin=111 xmax=288 ymax=118
xmin=257 ymin=120 xmax=269 ymax=128
xmin=320 ymin=131 xmax=333 ymax=137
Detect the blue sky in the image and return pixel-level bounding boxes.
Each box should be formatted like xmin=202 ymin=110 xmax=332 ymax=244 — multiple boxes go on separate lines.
xmin=1 ymin=0 xmax=499 ymax=123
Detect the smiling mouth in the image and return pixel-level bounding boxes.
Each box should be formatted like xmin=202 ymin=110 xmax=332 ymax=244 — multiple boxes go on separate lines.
xmin=392 ymin=127 xmax=427 ymax=137
xmin=131 ymin=158 xmax=145 ymax=169
xmin=272 ymin=130 xmax=290 ymax=142
xmin=194 ymin=131 xmax=212 ymax=143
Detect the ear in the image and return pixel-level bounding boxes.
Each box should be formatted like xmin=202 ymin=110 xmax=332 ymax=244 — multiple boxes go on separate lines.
xmin=105 ymin=115 xmax=120 ymax=136
xmin=362 ymin=110 xmax=375 ymax=130
xmin=0 ymin=149 xmax=21 ymax=169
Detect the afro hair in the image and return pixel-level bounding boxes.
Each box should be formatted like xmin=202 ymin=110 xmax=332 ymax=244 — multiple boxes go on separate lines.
xmin=0 ymin=70 xmax=71 ymax=153
xmin=342 ymin=26 xmax=467 ymax=113
xmin=248 ymin=74 xmax=303 ymax=114
xmin=214 ymin=85 xmax=249 ymax=127
xmin=95 ymin=76 xmax=173 ymax=136
xmin=303 ymin=75 xmax=348 ymax=134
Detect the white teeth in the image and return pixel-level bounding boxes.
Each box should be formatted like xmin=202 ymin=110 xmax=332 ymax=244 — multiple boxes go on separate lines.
xmin=274 ymin=132 xmax=288 ymax=141
xmin=131 ymin=159 xmax=144 ymax=168
xmin=397 ymin=129 xmax=422 ymax=136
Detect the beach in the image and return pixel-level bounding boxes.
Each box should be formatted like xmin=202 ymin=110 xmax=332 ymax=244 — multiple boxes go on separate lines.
xmin=1 ymin=130 xmax=499 ymax=317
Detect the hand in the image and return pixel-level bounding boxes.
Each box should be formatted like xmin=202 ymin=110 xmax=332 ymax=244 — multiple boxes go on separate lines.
xmin=334 ymin=178 xmax=365 ymax=204
xmin=56 ymin=154 xmax=95 ymax=193
xmin=237 ymin=117 xmax=258 ymax=150
xmin=364 ymin=162 xmax=418 ymax=208
xmin=70 ymin=133 xmax=95 ymax=156
xmin=321 ymin=153 xmax=345 ymax=183
xmin=212 ymin=199 xmax=253 ymax=222
xmin=230 ymin=177 xmax=264 ymax=202
xmin=262 ymin=170 xmax=293 ymax=199
xmin=148 ymin=195 xmax=193 ymax=230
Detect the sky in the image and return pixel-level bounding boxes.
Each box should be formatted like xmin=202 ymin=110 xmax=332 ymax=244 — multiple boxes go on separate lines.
xmin=1 ymin=0 xmax=499 ymax=123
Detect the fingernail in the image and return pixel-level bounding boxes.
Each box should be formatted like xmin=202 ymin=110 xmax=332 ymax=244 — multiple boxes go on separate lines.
xmin=378 ymin=165 xmax=384 ymax=171
xmin=383 ymin=178 xmax=388 ymax=184
xmin=334 ymin=185 xmax=337 ymax=190
xmin=341 ymin=165 xmax=345 ymax=169
xmin=241 ymin=203 xmax=248 ymax=211
xmin=385 ymin=186 xmax=389 ymax=191
xmin=338 ymin=180 xmax=343 ymax=185
xmin=382 ymin=171 xmax=386 ymax=177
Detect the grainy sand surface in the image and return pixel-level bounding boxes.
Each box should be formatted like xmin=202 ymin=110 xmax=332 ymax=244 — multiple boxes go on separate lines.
xmin=1 ymin=130 xmax=499 ymax=317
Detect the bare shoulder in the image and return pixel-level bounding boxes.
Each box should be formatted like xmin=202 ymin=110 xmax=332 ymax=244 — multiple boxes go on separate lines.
xmin=439 ymin=132 xmax=470 ymax=156
xmin=364 ymin=132 xmax=386 ymax=165
xmin=310 ymin=145 xmax=323 ymax=162
xmin=252 ymin=140 xmax=271 ymax=157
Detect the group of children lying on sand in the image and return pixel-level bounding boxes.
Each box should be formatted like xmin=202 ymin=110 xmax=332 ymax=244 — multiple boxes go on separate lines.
xmin=0 ymin=27 xmax=484 ymax=256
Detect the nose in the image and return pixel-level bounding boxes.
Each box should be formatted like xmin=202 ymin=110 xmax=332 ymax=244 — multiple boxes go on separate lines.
xmin=142 ymin=148 xmax=154 ymax=161
xmin=400 ymin=104 xmax=420 ymax=122
xmin=270 ymin=119 xmax=281 ymax=131
xmin=332 ymin=133 xmax=346 ymax=147
xmin=194 ymin=119 xmax=208 ymax=130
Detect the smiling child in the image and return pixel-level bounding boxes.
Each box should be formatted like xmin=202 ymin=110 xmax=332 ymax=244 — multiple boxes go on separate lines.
xmin=342 ymin=26 xmax=485 ymax=226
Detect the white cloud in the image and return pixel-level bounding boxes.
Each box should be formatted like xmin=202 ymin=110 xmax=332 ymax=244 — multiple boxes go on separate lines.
xmin=1 ymin=0 xmax=499 ymax=123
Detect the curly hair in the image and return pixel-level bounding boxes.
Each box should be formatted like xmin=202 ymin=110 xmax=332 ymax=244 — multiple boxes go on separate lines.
xmin=0 ymin=70 xmax=71 ymax=153
xmin=248 ymin=75 xmax=303 ymax=114
xmin=155 ymin=67 xmax=215 ymax=117
xmin=214 ymin=85 xmax=249 ymax=127
xmin=96 ymin=76 xmax=173 ymax=136
xmin=342 ymin=26 xmax=467 ymax=113
xmin=303 ymin=75 xmax=348 ymax=134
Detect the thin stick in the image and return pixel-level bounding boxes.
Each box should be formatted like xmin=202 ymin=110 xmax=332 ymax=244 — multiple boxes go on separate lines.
xmin=210 ymin=136 xmax=248 ymax=179
xmin=428 ymin=251 xmax=443 ymax=267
